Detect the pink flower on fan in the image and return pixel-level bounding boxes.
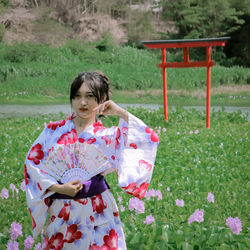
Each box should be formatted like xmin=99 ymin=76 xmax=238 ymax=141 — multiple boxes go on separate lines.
xmin=1 ymin=188 xmax=9 ymax=199
xmin=6 ymin=241 xmax=19 ymax=250
xmin=144 ymin=215 xmax=155 ymax=225
xmin=10 ymin=222 xmax=22 ymax=240
xmin=207 ymin=192 xmax=214 ymax=203
xmin=175 ymin=199 xmax=184 ymax=207
xmin=226 ymin=217 xmax=242 ymax=235
xmin=24 ymin=235 xmax=34 ymax=250
xmin=188 ymin=209 xmax=204 ymax=224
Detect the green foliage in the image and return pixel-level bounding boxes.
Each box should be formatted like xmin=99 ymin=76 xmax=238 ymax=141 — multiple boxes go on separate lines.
xmin=0 ymin=0 xmax=9 ymax=7
xmin=0 ymin=23 xmax=4 ymax=42
xmin=0 ymin=108 xmax=249 ymax=249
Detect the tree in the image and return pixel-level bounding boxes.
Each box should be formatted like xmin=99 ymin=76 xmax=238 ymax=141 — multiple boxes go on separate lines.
xmin=159 ymin=0 xmax=244 ymax=39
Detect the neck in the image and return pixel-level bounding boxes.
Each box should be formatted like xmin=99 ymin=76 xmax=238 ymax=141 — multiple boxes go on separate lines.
xmin=73 ymin=114 xmax=96 ymax=130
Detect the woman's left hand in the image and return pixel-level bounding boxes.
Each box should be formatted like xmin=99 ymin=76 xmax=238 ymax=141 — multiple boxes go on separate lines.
xmin=95 ymin=100 xmax=128 ymax=122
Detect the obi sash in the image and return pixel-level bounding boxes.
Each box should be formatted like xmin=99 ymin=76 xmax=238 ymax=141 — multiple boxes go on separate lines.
xmin=50 ymin=174 xmax=110 ymax=200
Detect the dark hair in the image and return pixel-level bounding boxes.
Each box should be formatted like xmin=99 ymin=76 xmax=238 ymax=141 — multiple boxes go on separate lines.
xmin=70 ymin=71 xmax=111 ymax=104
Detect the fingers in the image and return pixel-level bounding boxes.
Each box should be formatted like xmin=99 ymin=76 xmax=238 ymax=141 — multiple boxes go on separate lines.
xmin=71 ymin=179 xmax=81 ymax=185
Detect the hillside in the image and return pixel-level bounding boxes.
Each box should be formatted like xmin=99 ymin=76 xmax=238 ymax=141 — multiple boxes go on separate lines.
xmin=0 ymin=0 xmax=174 ymax=46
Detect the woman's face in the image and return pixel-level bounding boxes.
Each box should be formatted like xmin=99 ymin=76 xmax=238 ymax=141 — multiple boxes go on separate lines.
xmin=71 ymin=82 xmax=99 ymax=120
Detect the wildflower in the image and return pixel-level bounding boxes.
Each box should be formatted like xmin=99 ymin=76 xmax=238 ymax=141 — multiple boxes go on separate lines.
xmin=120 ymin=205 xmax=125 ymax=212
xmin=176 ymin=132 xmax=180 ymax=135
xmin=157 ymin=129 xmax=161 ymax=134
xmin=195 ymin=130 xmax=199 ymax=134
xmin=166 ymin=187 xmax=170 ymax=192
xmin=226 ymin=217 xmax=242 ymax=235
xmin=144 ymin=215 xmax=155 ymax=225
xmin=6 ymin=241 xmax=19 ymax=250
xmin=207 ymin=192 xmax=214 ymax=203
xmin=162 ymin=128 xmax=166 ymax=133
xmin=155 ymin=190 xmax=162 ymax=200
xmin=188 ymin=209 xmax=204 ymax=224
xmin=20 ymin=180 xmax=26 ymax=192
xmin=190 ymin=130 xmax=193 ymax=134
xmin=24 ymin=235 xmax=34 ymax=250
xmin=145 ymin=189 xmax=156 ymax=200
xmin=129 ymin=198 xmax=145 ymax=214
xmin=37 ymin=127 xmax=41 ymax=130
xmin=10 ymin=184 xmax=19 ymax=194
xmin=1 ymin=188 xmax=9 ymax=199
xmin=117 ymin=196 xmax=122 ymax=203
xmin=34 ymin=243 xmax=42 ymax=250
xmin=175 ymin=199 xmax=184 ymax=207
xmin=10 ymin=222 xmax=22 ymax=240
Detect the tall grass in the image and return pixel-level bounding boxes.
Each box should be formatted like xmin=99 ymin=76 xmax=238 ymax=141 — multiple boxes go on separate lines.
xmin=0 ymin=42 xmax=249 ymax=99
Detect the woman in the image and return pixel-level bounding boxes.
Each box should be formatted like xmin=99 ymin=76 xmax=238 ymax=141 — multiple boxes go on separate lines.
xmin=25 ymin=71 xmax=159 ymax=249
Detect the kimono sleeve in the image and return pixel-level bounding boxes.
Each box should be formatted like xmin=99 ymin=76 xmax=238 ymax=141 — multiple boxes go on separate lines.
xmin=114 ymin=112 xmax=159 ymax=199
xmin=24 ymin=127 xmax=57 ymax=238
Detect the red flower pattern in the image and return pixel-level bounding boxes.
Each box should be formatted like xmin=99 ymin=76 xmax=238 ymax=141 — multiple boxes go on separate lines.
xmin=58 ymin=203 xmax=71 ymax=221
xmin=74 ymin=198 xmax=88 ymax=205
xmin=122 ymin=182 xmax=149 ymax=199
xmin=48 ymin=119 xmax=66 ymax=130
xmin=139 ymin=159 xmax=152 ymax=171
xmin=145 ymin=126 xmax=159 ymax=142
xmin=28 ymin=143 xmax=44 ymax=165
xmin=129 ymin=143 xmax=137 ymax=149
xmin=87 ymin=137 xmax=97 ymax=144
xmin=91 ymin=194 xmax=107 ymax=214
xmin=93 ymin=122 xmax=105 ymax=133
xmin=37 ymin=182 xmax=42 ymax=191
xmin=115 ymin=128 xmax=121 ymax=150
xmin=43 ymin=232 xmax=64 ymax=250
xmin=101 ymin=135 xmax=112 ymax=145
xmin=103 ymin=229 xmax=118 ymax=250
xmin=64 ymin=224 xmax=82 ymax=244
xmin=57 ymin=129 xmax=78 ymax=145
xmin=24 ymin=164 xmax=29 ymax=185
xmin=78 ymin=138 xmax=85 ymax=143
xmin=28 ymin=208 xmax=36 ymax=229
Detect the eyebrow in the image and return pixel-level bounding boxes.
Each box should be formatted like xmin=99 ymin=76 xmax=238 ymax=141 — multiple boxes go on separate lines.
xmin=76 ymin=91 xmax=93 ymax=95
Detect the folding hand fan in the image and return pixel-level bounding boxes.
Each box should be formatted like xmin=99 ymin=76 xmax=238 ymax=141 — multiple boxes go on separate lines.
xmin=40 ymin=141 xmax=111 ymax=183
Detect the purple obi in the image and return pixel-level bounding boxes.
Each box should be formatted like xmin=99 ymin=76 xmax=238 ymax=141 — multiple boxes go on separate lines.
xmin=50 ymin=174 xmax=110 ymax=200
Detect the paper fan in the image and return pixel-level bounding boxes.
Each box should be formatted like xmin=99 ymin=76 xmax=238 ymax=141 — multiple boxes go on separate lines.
xmin=41 ymin=141 xmax=111 ymax=183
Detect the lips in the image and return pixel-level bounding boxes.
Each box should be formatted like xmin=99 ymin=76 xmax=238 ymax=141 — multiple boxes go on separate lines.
xmin=79 ymin=108 xmax=88 ymax=112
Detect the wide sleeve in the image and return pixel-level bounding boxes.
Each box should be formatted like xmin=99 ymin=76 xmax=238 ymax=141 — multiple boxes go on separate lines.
xmin=114 ymin=112 xmax=159 ymax=199
xmin=24 ymin=127 xmax=57 ymax=238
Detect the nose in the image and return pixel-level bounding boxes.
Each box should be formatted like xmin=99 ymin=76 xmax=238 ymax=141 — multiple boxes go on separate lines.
xmin=80 ymin=96 xmax=87 ymax=105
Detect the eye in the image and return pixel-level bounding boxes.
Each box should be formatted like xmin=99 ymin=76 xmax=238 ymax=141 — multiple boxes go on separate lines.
xmin=87 ymin=94 xmax=94 ymax=98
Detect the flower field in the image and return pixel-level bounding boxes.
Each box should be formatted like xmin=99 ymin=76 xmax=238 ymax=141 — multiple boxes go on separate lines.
xmin=0 ymin=107 xmax=249 ymax=249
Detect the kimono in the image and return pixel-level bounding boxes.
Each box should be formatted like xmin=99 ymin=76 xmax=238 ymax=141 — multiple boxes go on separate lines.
xmin=25 ymin=112 xmax=159 ymax=250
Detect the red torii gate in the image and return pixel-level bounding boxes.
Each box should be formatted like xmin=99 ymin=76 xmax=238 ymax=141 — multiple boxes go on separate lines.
xmin=142 ymin=37 xmax=230 ymax=128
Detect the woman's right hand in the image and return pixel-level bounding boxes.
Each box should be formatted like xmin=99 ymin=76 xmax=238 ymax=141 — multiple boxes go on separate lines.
xmin=48 ymin=180 xmax=83 ymax=197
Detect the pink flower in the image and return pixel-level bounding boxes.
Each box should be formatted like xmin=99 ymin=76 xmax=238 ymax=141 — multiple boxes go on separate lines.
xmin=162 ymin=128 xmax=166 ymax=133
xmin=166 ymin=187 xmax=170 ymax=192
xmin=175 ymin=199 xmax=184 ymax=207
xmin=37 ymin=127 xmax=41 ymax=130
xmin=188 ymin=209 xmax=204 ymax=224
xmin=190 ymin=130 xmax=193 ymax=134
xmin=120 ymin=205 xmax=125 ymax=212
xmin=207 ymin=192 xmax=214 ymax=203
xmin=10 ymin=184 xmax=19 ymax=194
xmin=155 ymin=190 xmax=162 ymax=200
xmin=34 ymin=243 xmax=41 ymax=250
xmin=6 ymin=241 xmax=19 ymax=250
xmin=176 ymin=132 xmax=180 ymax=135
xmin=226 ymin=217 xmax=242 ymax=235
xmin=10 ymin=222 xmax=22 ymax=240
xmin=24 ymin=235 xmax=34 ymax=250
xmin=195 ymin=130 xmax=199 ymax=134
xmin=117 ymin=196 xmax=122 ymax=203
xmin=129 ymin=198 xmax=145 ymax=214
xmin=144 ymin=215 xmax=155 ymax=225
xmin=20 ymin=181 xmax=26 ymax=192
xmin=1 ymin=188 xmax=9 ymax=199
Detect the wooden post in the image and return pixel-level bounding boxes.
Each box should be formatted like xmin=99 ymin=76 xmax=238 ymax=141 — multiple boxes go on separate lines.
xmin=206 ymin=46 xmax=211 ymax=128
xmin=161 ymin=48 xmax=168 ymax=121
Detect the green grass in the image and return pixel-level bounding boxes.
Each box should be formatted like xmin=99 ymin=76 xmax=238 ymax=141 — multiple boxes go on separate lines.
xmin=0 ymin=108 xmax=249 ymax=249
xmin=0 ymin=42 xmax=249 ymax=106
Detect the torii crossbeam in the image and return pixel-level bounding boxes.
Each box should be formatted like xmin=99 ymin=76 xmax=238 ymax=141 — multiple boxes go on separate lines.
xmin=142 ymin=37 xmax=230 ymax=128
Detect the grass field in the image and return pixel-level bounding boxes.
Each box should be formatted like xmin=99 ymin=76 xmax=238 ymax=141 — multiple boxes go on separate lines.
xmin=0 ymin=108 xmax=249 ymax=249
xmin=0 ymin=42 xmax=249 ymax=106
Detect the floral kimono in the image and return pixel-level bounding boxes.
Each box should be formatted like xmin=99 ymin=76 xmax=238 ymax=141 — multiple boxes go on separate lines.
xmin=25 ymin=112 xmax=159 ymax=249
